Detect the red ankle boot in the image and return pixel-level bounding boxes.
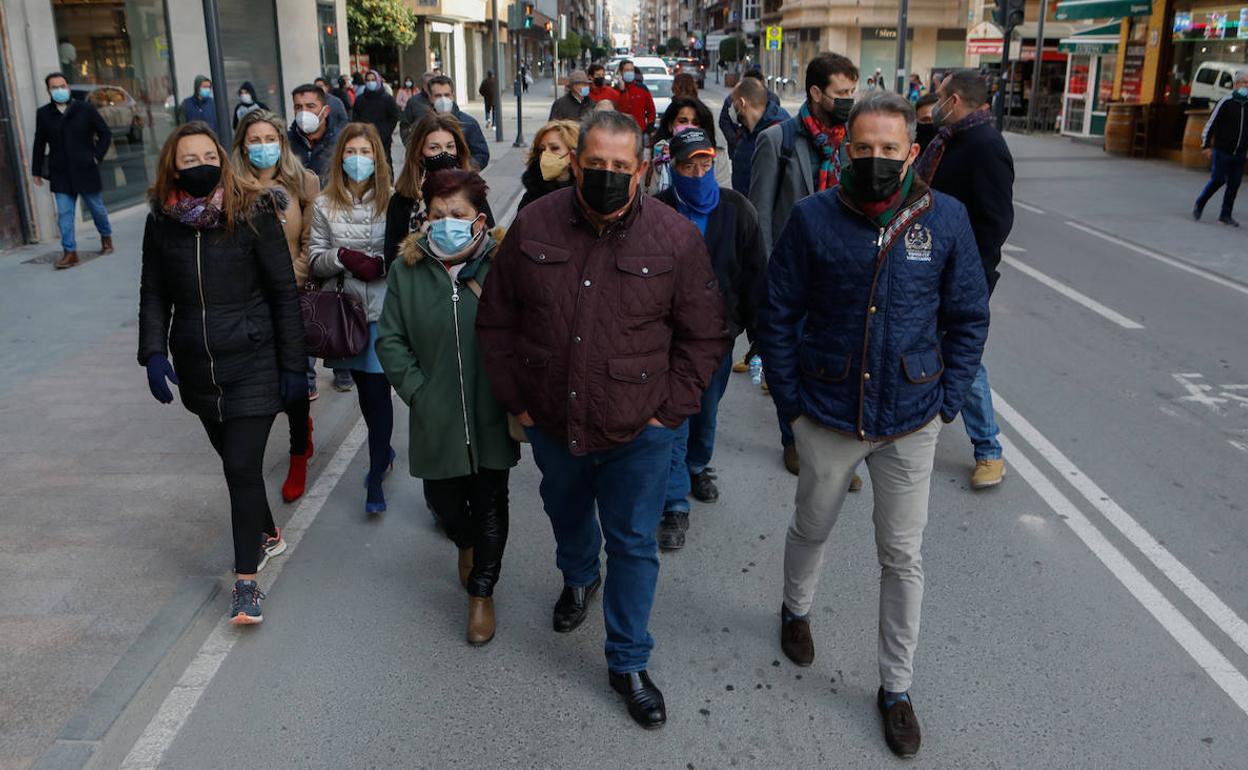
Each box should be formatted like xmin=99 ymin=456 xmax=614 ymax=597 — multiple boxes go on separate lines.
xmin=282 ymin=418 xmax=315 ymax=503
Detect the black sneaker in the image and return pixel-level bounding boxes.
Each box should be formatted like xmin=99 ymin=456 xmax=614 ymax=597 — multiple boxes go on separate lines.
xmin=657 ymin=511 xmax=689 ymax=551
xmin=229 ymin=580 xmax=265 ymax=625
xmin=877 ymin=688 xmax=921 ymax=758
xmin=689 ymin=469 xmax=719 ymax=502
xmin=1219 ymin=216 xmax=1240 ymax=228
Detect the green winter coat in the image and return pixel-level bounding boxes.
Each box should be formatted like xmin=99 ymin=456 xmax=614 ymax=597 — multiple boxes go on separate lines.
xmin=376 ymin=231 xmax=520 ymax=480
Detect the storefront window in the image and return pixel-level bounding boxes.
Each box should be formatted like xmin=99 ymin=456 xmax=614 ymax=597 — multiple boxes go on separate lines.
xmin=1170 ymin=3 xmax=1248 ymax=106
xmin=1095 ymin=53 xmax=1117 ymax=110
xmin=859 ymin=29 xmax=913 ymax=87
xmin=52 ymin=0 xmax=176 ymax=208
xmin=220 ymin=0 xmax=284 ymax=119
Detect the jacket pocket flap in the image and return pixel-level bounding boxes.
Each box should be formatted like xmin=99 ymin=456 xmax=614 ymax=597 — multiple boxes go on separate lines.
xmin=799 ymin=348 xmax=851 ymax=382
xmin=520 ymin=240 xmax=571 ymax=264
xmin=616 ymin=255 xmax=674 ymax=278
xmin=608 ymin=351 xmax=670 ymax=383
xmin=901 ymin=348 xmax=944 ymax=384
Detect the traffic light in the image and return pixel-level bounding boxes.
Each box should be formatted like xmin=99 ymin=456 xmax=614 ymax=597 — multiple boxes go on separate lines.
xmin=523 ymin=2 xmax=534 ymax=29
xmin=994 ymin=0 xmax=1024 ymax=31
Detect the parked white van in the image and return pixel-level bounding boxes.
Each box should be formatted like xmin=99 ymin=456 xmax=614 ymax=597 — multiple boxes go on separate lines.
xmin=1190 ymin=61 xmax=1246 ymax=102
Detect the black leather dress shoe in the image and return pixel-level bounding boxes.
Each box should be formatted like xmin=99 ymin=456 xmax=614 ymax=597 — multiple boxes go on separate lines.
xmin=609 ymin=670 xmax=666 ymax=729
xmin=552 ymin=576 xmax=601 ymax=632
xmin=690 ymin=468 xmax=719 ymax=502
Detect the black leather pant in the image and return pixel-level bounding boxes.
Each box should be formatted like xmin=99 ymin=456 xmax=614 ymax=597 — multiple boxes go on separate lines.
xmin=424 ymin=468 xmax=510 ymax=597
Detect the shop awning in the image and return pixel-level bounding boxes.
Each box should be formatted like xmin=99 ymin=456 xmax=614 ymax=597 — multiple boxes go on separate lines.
xmin=1058 ymin=21 xmax=1123 ymax=54
xmin=1054 ymin=0 xmax=1152 ymax=21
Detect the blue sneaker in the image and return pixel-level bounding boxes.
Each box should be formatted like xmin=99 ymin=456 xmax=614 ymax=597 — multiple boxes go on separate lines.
xmin=230 ymin=580 xmax=265 ymax=625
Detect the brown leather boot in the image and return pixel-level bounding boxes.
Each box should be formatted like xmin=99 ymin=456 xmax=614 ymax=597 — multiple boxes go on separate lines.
xmin=54 ymin=250 xmax=79 ymax=270
xmin=458 ymin=547 xmax=473 ymax=588
xmin=467 ymin=596 xmax=495 ymax=646
xmin=99 ymin=236 xmax=114 ymax=255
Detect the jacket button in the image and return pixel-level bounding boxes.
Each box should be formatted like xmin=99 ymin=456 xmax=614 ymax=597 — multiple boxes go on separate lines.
xmin=538 ymin=253 xmax=546 ymax=261
xmin=921 ymin=370 xmax=927 ymax=377
xmin=574 ymin=335 xmax=582 ymax=343
xmin=570 ymin=439 xmax=578 ymax=448
xmin=863 ymin=372 xmax=871 ymax=381
xmin=570 ymin=391 xmax=577 ymax=399
xmin=859 ymin=430 xmax=866 ymax=439
xmin=641 ymin=267 xmax=649 ymax=275
xmin=869 ymin=306 xmax=877 ymax=314
xmin=583 ymin=279 xmax=592 ymax=287
xmin=641 ymin=372 xmax=648 ymax=380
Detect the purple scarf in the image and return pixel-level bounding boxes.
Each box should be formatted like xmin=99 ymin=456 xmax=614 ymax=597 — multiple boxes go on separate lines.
xmin=165 ymin=188 xmax=225 ymax=229
xmin=914 ymin=107 xmax=995 ymax=184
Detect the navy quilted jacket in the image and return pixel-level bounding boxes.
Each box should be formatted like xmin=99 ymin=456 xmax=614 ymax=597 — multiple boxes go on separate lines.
xmin=757 ymin=181 xmax=990 ymax=441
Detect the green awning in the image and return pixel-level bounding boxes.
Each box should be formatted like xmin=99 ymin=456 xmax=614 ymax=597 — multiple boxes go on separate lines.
xmin=1058 ymin=21 xmax=1124 ymax=54
xmin=1055 ymin=0 xmax=1151 ymax=21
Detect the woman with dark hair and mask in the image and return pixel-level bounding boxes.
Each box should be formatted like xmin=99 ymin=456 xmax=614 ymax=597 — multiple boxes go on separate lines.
xmin=138 ymin=122 xmax=306 ymax=625
xmin=383 ymin=113 xmax=494 ymax=265
xmin=517 ymin=119 xmax=579 ymax=211
xmin=377 ymin=168 xmax=519 ymax=646
xmin=646 ymin=96 xmax=718 ymax=195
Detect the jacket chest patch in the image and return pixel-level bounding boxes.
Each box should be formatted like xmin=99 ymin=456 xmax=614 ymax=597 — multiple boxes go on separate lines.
xmin=903 ymin=223 xmax=933 ymax=262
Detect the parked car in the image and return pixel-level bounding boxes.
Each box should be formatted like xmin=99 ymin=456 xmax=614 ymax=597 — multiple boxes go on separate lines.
xmin=673 ymin=57 xmax=706 ymax=88
xmin=70 ymin=84 xmax=143 ymax=144
xmin=646 ymin=73 xmax=675 ymax=118
xmin=1190 ymin=61 xmax=1243 ymax=104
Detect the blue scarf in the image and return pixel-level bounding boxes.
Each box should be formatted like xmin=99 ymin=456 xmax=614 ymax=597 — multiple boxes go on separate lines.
xmin=672 ymin=167 xmax=720 ymax=234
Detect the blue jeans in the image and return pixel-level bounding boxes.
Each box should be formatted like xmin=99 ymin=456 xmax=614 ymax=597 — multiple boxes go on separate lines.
xmin=961 ymin=364 xmax=1002 ymax=461
xmin=526 ymin=423 xmax=675 ymax=673
xmin=54 ymin=191 xmax=111 ymax=251
xmin=665 ymin=353 xmax=733 ymax=512
xmin=1196 ymin=149 xmax=1246 ymax=220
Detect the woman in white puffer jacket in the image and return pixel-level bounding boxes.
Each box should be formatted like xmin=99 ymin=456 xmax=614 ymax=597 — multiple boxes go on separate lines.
xmin=308 ymin=122 xmax=395 ymax=514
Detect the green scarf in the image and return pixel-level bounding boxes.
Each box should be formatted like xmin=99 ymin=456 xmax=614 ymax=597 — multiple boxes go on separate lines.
xmin=840 ymin=167 xmax=915 ymax=227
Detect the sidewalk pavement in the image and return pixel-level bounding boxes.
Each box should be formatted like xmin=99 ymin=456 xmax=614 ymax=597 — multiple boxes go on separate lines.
xmin=0 ymin=97 xmax=551 ymax=770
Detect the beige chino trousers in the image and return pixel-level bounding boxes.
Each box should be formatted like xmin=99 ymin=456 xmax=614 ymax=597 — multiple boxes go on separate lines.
xmin=784 ymin=416 xmax=941 ymax=692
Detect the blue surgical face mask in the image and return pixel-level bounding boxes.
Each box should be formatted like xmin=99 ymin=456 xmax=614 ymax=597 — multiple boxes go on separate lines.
xmin=622 ymin=71 xmax=635 ymax=83
xmin=366 ymin=80 xmax=379 ymax=92
xmin=50 ymin=87 xmax=70 ymax=104
xmin=199 ymin=87 xmax=212 ymax=100
xmin=342 ymin=154 xmax=375 ymax=182
xmin=430 ymin=217 xmax=478 ymax=255
xmin=1237 ymin=87 xmax=1248 ymax=98
xmin=671 ymin=163 xmax=720 ymax=215
xmin=247 ymin=142 xmax=282 ymax=169
xmin=579 ymin=85 xmax=590 ymax=98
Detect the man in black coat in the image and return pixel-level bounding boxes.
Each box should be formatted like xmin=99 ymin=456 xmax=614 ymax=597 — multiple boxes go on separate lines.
xmin=351 ymin=69 xmax=401 ymax=169
xmin=427 ymin=75 xmax=490 ymax=171
xmin=1194 ymin=69 xmax=1248 ymax=226
xmin=654 ymin=127 xmax=765 ymax=550
xmin=32 ymin=72 xmax=113 ymax=269
xmin=549 ymin=69 xmax=593 ymax=122
xmin=915 ymin=69 xmax=1014 ymax=490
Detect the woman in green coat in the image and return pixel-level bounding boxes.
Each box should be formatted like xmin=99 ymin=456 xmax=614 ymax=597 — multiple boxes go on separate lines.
xmin=376 ymin=169 xmax=519 ymax=647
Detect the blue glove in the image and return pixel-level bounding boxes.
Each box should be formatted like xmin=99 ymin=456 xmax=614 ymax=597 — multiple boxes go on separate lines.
xmin=278 ymin=370 xmax=307 ymax=405
xmin=145 ymin=354 xmax=179 ymax=404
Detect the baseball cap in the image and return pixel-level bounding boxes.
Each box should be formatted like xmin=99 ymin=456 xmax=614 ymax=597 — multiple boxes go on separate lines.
xmin=669 ymin=127 xmax=716 ymax=163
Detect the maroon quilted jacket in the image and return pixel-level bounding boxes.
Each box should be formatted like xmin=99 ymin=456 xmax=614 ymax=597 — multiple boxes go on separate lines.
xmin=477 ymin=187 xmax=730 ymax=454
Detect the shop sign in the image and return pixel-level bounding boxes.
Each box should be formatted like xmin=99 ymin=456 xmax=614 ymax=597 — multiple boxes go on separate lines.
xmin=1241 ymin=9 xmax=1248 ymax=39
xmin=1120 ymin=41 xmax=1146 ymax=101
xmin=966 ymin=20 xmax=1004 ymax=56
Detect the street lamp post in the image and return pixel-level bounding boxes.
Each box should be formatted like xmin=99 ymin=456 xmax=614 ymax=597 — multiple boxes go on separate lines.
xmin=1026 ymin=0 xmax=1049 ymax=132
xmin=491 ymin=0 xmax=504 ymax=141
xmin=201 ymin=0 xmax=231 ymax=146
xmin=894 ymin=0 xmax=909 ymax=95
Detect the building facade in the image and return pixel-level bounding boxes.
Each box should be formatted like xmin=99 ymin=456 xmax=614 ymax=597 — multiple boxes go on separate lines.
xmin=0 ymin=0 xmax=350 ymax=249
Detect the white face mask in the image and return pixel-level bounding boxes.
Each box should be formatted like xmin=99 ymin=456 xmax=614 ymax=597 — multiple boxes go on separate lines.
xmin=240 ymin=93 xmax=253 ymax=105
xmin=433 ymin=96 xmax=454 ymax=114
xmin=296 ymin=109 xmax=322 ymax=135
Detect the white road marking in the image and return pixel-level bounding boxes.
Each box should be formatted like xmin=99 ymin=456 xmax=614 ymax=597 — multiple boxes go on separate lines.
xmin=120 ymin=418 xmax=369 ymax=769
xmin=1014 ymin=200 xmax=1047 ymax=215
xmin=1229 ymin=440 xmax=1248 ymax=456
xmin=1066 ymin=221 xmax=1248 ymax=299
xmin=998 ymin=433 xmax=1248 ymax=715
xmin=994 ymin=393 xmax=1248 ymax=660
xmin=1001 ymin=254 xmax=1145 ymax=330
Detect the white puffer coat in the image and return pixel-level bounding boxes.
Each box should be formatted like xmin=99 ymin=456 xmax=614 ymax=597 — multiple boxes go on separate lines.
xmin=308 ymin=188 xmax=389 ymax=321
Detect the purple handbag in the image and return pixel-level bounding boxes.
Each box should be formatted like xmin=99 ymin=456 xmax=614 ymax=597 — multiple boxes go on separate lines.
xmin=299 ymin=273 xmax=368 ymax=359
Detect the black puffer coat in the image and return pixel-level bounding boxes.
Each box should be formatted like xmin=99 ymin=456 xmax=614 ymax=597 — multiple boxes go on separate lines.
xmin=138 ymin=194 xmax=306 ymax=422
xmin=516 ymin=159 xmax=574 ymax=211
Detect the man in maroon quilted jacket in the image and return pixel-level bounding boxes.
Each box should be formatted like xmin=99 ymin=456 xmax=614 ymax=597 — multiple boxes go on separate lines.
xmin=477 ymin=110 xmax=730 ymax=730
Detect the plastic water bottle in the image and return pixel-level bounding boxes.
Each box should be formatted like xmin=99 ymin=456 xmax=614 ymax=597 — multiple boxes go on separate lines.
xmin=749 ymin=354 xmax=764 ymax=386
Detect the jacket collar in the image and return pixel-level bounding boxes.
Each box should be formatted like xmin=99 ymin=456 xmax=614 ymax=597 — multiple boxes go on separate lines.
xmin=400 ymin=230 xmax=500 ymax=282
xmin=836 ymin=175 xmax=932 ymax=231
xmin=567 ymin=186 xmax=645 ymax=239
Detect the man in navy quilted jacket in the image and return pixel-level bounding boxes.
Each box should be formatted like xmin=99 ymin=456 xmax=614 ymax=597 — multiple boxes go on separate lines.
xmin=757 ymin=91 xmax=989 ymax=759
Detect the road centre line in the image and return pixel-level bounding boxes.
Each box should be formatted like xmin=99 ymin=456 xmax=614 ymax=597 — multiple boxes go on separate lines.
xmin=997 ymin=433 xmax=1248 ymax=716
xmin=119 ymin=418 xmax=369 ymax=769
xmin=1001 ymin=254 xmax=1145 ymax=330
xmin=1014 ymin=200 xmax=1047 ymax=215
xmin=1066 ymin=221 xmax=1248 ymax=299
xmin=993 ymin=393 xmax=1248 ymax=660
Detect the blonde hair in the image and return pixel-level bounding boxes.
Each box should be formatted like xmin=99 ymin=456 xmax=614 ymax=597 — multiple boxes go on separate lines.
xmin=322 ymin=122 xmax=392 ymax=216
xmin=525 ymin=119 xmax=580 ymax=165
xmin=231 ymin=110 xmax=312 ymax=206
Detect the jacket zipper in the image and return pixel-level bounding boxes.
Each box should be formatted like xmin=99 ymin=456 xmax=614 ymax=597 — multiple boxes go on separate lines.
xmin=440 ymin=263 xmax=474 ymax=458
xmin=195 ymin=231 xmax=224 ymax=421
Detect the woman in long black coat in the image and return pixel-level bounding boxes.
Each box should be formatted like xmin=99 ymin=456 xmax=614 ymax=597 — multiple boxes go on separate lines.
xmin=138 ymin=123 xmax=306 ymax=626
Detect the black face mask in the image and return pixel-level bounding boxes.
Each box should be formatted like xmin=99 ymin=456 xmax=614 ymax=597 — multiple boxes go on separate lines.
xmin=176 ymin=164 xmax=222 ymax=198
xmin=849 ymin=156 xmax=906 ymax=202
xmin=916 ymin=123 xmax=938 ymax=152
xmin=593 ymin=76 xmax=605 ymax=88
xmin=829 ymin=97 xmax=854 ymax=125
xmin=423 ymin=152 xmax=458 ymax=172
xmin=578 ymin=167 xmax=634 ymax=215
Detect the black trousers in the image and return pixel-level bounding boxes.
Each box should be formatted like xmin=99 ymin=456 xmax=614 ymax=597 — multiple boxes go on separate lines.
xmin=200 ymin=414 xmax=277 ymax=574
xmin=424 ymin=468 xmax=510 ymax=597
xmin=352 ymin=371 xmax=394 ymax=477
xmin=286 ymin=394 xmax=310 ymax=456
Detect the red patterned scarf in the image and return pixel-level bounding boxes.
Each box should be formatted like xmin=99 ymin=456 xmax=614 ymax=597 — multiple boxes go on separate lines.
xmin=798 ymin=102 xmax=846 ymax=192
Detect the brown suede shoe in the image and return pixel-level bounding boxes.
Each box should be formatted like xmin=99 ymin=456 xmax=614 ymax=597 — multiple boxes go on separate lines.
xmin=878 ymin=688 xmax=921 ymax=757
xmin=54 ymin=250 xmax=79 ymax=270
xmin=458 ymin=547 xmax=474 ymax=588
xmin=779 ymin=605 xmax=814 ymax=666
xmin=783 ymin=444 xmax=799 ymax=475
xmin=99 ymin=236 xmax=114 ymax=255
xmin=467 ymin=596 xmax=495 ymax=646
